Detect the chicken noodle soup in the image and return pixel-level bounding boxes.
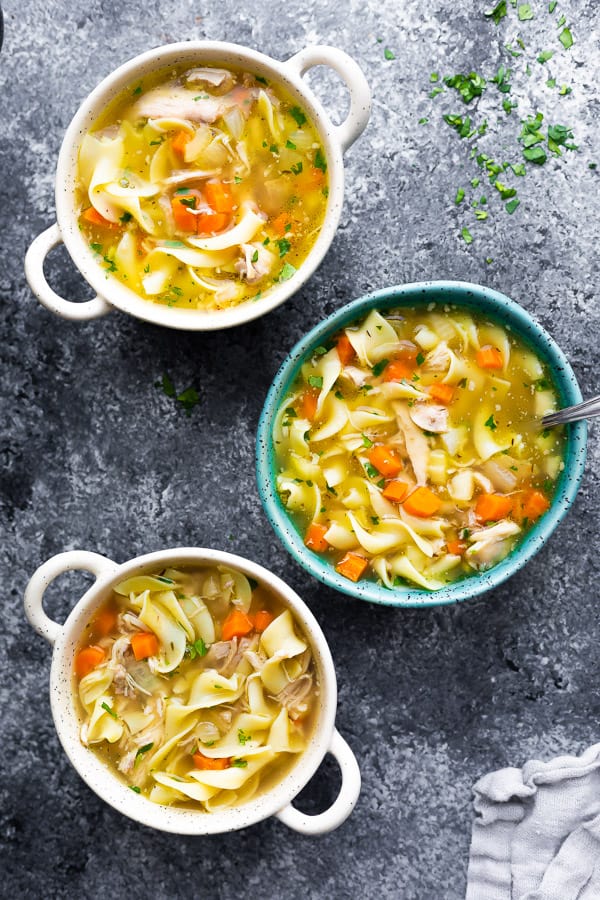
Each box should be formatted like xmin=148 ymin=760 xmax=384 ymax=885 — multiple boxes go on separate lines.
xmin=75 ymin=566 xmax=318 ymax=809
xmin=273 ymin=306 xmax=565 ymax=590
xmin=76 ymin=64 xmax=328 ymax=310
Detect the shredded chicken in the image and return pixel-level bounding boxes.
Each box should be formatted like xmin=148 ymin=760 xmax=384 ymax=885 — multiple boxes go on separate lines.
xmin=423 ymin=342 xmax=452 ymax=373
xmin=339 ymin=366 xmax=368 ymax=387
xmin=481 ymin=460 xmax=519 ymax=493
xmin=134 ymin=85 xmax=257 ymax=125
xmin=275 ymin=674 xmax=313 ymax=720
xmin=395 ymin=402 xmax=430 ymax=484
xmin=235 ymin=242 xmax=275 ymax=282
xmin=184 ymin=67 xmax=236 ymax=93
xmin=466 ymin=520 xmax=521 ymax=568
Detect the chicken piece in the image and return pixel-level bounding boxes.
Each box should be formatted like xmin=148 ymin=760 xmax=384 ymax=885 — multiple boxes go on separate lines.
xmin=134 ymin=85 xmax=257 ymax=124
xmin=423 ymin=341 xmax=451 ymax=373
xmin=395 ymin=402 xmax=429 ymax=484
xmin=409 ymin=403 xmax=448 ymax=433
xmin=235 ymin=242 xmax=276 ymax=283
xmin=339 ymin=366 xmax=368 ymax=387
xmin=465 ymin=520 xmax=521 ymax=569
xmin=275 ymin=674 xmax=313 ymax=721
xmin=183 ymin=67 xmax=236 ymax=93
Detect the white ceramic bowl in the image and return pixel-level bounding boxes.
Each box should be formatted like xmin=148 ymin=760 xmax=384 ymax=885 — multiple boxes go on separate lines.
xmin=25 ymin=41 xmax=371 ymax=330
xmin=24 ymin=547 xmax=360 ymax=835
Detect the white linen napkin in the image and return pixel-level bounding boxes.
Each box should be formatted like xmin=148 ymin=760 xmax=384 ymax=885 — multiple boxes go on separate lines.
xmin=466 ymin=743 xmax=600 ymax=899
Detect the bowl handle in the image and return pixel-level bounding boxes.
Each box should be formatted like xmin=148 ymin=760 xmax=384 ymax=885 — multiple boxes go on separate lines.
xmin=283 ymin=45 xmax=371 ymax=154
xmin=275 ymin=728 xmax=361 ymax=834
xmin=24 ymin=551 xmax=118 ymax=645
xmin=25 ymin=223 xmax=112 ymax=321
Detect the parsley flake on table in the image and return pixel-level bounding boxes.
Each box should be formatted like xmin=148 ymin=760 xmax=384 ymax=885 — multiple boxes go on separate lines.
xmin=518 ymin=3 xmax=534 ymax=21
xmin=461 ymin=226 xmax=473 ymax=244
xmin=384 ymin=48 xmax=396 ymax=60
xmin=485 ymin=0 xmax=507 ymax=24
xmin=455 ymin=187 xmax=465 ymax=204
xmin=559 ymin=27 xmax=573 ymax=50
xmin=444 ymin=71 xmax=487 ymax=104
xmin=506 ymin=198 xmax=520 ymax=214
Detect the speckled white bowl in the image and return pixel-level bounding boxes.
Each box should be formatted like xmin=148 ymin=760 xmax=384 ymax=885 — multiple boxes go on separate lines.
xmin=24 ymin=547 xmax=360 ymax=835
xmin=24 ymin=41 xmax=371 ymax=330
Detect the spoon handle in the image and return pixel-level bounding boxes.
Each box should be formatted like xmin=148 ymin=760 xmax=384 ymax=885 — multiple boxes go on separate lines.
xmin=541 ymin=394 xmax=600 ymax=427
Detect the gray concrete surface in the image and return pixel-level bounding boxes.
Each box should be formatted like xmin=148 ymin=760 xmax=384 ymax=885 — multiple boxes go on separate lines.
xmin=1 ymin=1 xmax=599 ymax=897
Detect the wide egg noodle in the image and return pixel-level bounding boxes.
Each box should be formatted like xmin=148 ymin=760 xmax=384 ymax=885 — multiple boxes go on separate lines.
xmin=308 ymin=395 xmax=348 ymax=442
xmin=150 ymin=242 xmax=236 ymax=269
xmin=187 ymin=204 xmax=265 ymax=251
xmin=267 ymin=707 xmax=306 ymax=753
xmin=178 ymin=594 xmax=216 ymax=644
xmin=83 ymin=693 xmax=124 ymax=744
xmin=78 ymin=666 xmax=114 ymax=714
xmin=139 ymin=591 xmax=187 ymax=672
xmin=345 ymin=310 xmax=401 ymax=366
xmin=300 ymin=348 xmax=341 ymax=417
xmin=472 ymin=406 xmax=513 ymax=461
xmin=114 ymin=575 xmax=180 ymax=596
xmin=152 ymin=771 xmax=219 ymax=803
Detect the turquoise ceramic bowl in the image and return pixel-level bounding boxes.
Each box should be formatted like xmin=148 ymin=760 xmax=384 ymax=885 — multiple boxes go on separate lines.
xmin=256 ymin=281 xmax=587 ymax=607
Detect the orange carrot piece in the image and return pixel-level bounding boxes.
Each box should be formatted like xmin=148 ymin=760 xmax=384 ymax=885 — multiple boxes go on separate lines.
xmin=131 ymin=632 xmax=159 ymax=661
xmin=171 ymin=193 xmax=198 ymax=232
xmin=222 ymin=609 xmax=254 ymax=641
xmin=304 ymin=522 xmax=329 ymax=552
xmin=204 ymin=181 xmax=235 ymax=213
xmin=428 ymin=383 xmax=455 ymax=405
xmin=336 ymin=333 xmax=355 ymax=366
xmin=82 ymin=207 xmax=115 ymax=228
xmin=446 ymin=539 xmax=466 ymax=556
xmin=382 ymin=480 xmax=409 ymax=503
xmin=299 ymin=389 xmax=319 ymax=421
xmin=403 ymin=486 xmax=442 ymax=518
xmin=368 ymin=445 xmax=403 ymax=478
xmin=271 ymin=212 xmax=292 ymax=236
xmin=253 ymin=610 xmax=275 ymax=633
xmin=195 ymin=211 xmax=231 ymax=234
xmin=193 ymin=753 xmax=231 ymax=770
xmin=476 ymin=345 xmax=504 ymax=370
xmin=521 ymin=489 xmax=550 ymax=520
xmin=75 ymin=645 xmax=105 ymax=679
xmin=336 ymin=552 xmax=368 ymax=582
xmin=93 ymin=606 xmax=118 ymax=637
xmin=171 ymin=129 xmax=192 ymax=156
xmin=475 ymin=493 xmax=514 ymax=522
xmin=383 ymin=359 xmax=414 ymax=382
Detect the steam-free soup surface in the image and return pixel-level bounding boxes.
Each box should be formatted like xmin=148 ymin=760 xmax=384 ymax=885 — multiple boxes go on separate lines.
xmin=273 ymin=305 xmax=565 ymax=590
xmin=75 ymin=565 xmax=318 ymax=810
xmin=76 ymin=64 xmax=328 ymax=310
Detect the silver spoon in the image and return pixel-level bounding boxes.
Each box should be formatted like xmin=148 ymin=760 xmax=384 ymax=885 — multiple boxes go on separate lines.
xmin=541 ymin=394 xmax=600 ymax=428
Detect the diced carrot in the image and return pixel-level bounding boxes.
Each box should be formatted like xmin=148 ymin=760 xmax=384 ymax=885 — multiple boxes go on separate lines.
xmin=93 ymin=606 xmax=118 ymax=637
xmin=336 ymin=552 xmax=368 ymax=582
xmin=446 ymin=539 xmax=466 ymax=556
xmin=475 ymin=493 xmax=513 ymax=522
xmin=271 ymin=212 xmax=292 ymax=236
xmin=193 ymin=752 xmax=231 ymax=770
xmin=521 ymin=489 xmax=550 ymax=521
xmin=253 ymin=610 xmax=275 ymax=633
xmin=382 ymin=480 xmax=409 ymax=503
xmin=403 ymin=486 xmax=442 ymax=518
xmin=131 ymin=632 xmax=159 ymax=661
xmin=336 ymin=333 xmax=355 ymax=366
xmin=368 ymin=445 xmax=403 ymax=478
xmin=171 ymin=193 xmax=198 ymax=232
xmin=171 ymin=129 xmax=192 ymax=156
xmin=428 ymin=383 xmax=455 ymax=405
xmin=299 ymin=388 xmax=319 ymax=421
xmin=75 ymin=645 xmax=105 ymax=679
xmin=82 ymin=207 xmax=115 ymax=228
xmin=383 ymin=359 xmax=414 ymax=382
xmin=204 ymin=181 xmax=235 ymax=213
xmin=476 ymin=345 xmax=504 ymax=370
xmin=304 ymin=522 xmax=329 ymax=552
xmin=195 ymin=211 xmax=231 ymax=234
xmin=222 ymin=609 xmax=254 ymax=641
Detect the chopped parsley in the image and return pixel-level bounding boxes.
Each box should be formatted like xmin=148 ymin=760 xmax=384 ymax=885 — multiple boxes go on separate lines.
xmin=101 ymin=702 xmax=117 ymax=719
xmin=485 ymin=414 xmax=498 ymax=430
xmin=156 ymin=373 xmax=200 ymax=417
xmin=559 ymin=27 xmax=573 ymax=50
xmin=372 ymin=358 xmax=389 ymax=377
xmin=485 ymin=0 xmax=507 ymax=24
xmin=119 ymin=211 xmax=133 ymax=224
xmin=518 ymin=3 xmax=534 ymax=21
xmin=362 ymin=434 xmax=373 ymax=448
xmin=291 ymin=161 xmax=303 ymax=175
xmin=455 ymin=187 xmax=465 ymax=205
xmin=277 ymin=262 xmax=296 ymax=282
xmin=365 ymin=463 xmax=379 ymax=479
xmin=461 ymin=226 xmax=473 ymax=244
xmin=384 ymin=48 xmax=396 ymax=60
xmin=238 ymin=729 xmax=251 ymax=746
xmin=444 ymin=71 xmax=486 ymax=104
xmin=314 ymin=148 xmax=327 ymax=173
xmin=308 ymin=375 xmax=323 ymax=389
xmin=132 ymin=84 xmax=142 ymax=96
xmin=506 ymin=198 xmax=520 ymax=214
xmin=416 ymin=351 xmax=425 ymax=365
xmin=290 ymin=106 xmax=306 ymax=127
xmin=231 ymin=758 xmax=248 ymax=768
xmin=286 ymin=139 xmax=297 ymax=150
xmin=129 ymin=785 xmax=141 ymax=794
xmin=276 ymin=238 xmax=291 ymax=257
xmin=134 ymin=742 xmax=154 ymax=765
xmin=186 ymin=638 xmax=207 ymax=659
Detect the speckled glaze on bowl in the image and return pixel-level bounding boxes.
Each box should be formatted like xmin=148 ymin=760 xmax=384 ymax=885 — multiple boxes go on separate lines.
xmin=256 ymin=281 xmax=587 ymax=608
xmin=24 ymin=547 xmax=361 ymax=834
xmin=24 ymin=41 xmax=371 ymax=330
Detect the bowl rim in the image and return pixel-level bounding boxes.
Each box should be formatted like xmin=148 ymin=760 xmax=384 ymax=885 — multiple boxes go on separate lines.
xmin=255 ymin=280 xmax=588 ymax=608
xmin=53 ymin=40 xmax=348 ymax=331
xmin=47 ymin=547 xmax=339 ymax=834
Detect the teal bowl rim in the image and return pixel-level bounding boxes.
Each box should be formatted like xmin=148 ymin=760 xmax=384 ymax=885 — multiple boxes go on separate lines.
xmin=255 ymin=281 xmax=588 ymax=608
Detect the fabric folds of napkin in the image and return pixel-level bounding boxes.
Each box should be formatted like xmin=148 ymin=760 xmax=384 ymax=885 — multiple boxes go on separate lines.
xmin=466 ymin=743 xmax=600 ymax=900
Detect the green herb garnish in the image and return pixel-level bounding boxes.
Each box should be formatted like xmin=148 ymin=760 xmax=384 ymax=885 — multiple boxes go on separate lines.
xmin=308 ymin=375 xmax=323 ymax=389
xmin=101 ymin=702 xmax=117 ymax=719
xmin=187 ymin=638 xmax=207 ymax=659
xmin=485 ymin=414 xmax=498 ymax=430
xmin=372 ymin=358 xmax=389 ymax=377
xmin=238 ymin=729 xmax=251 ymax=746
xmin=277 ymin=262 xmax=296 ymax=282
xmin=276 ymin=238 xmax=291 ymax=257
xmin=232 ymin=758 xmax=248 ymax=768
xmin=290 ymin=106 xmax=306 ymax=127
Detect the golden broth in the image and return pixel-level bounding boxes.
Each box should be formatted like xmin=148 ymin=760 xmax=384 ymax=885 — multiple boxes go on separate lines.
xmin=76 ymin=64 xmax=329 ymax=310
xmin=273 ymin=306 xmax=565 ymax=591
xmin=74 ymin=565 xmax=319 ymax=810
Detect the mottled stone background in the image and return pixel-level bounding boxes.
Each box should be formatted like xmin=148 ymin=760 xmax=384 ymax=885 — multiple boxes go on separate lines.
xmin=1 ymin=1 xmax=599 ymax=897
